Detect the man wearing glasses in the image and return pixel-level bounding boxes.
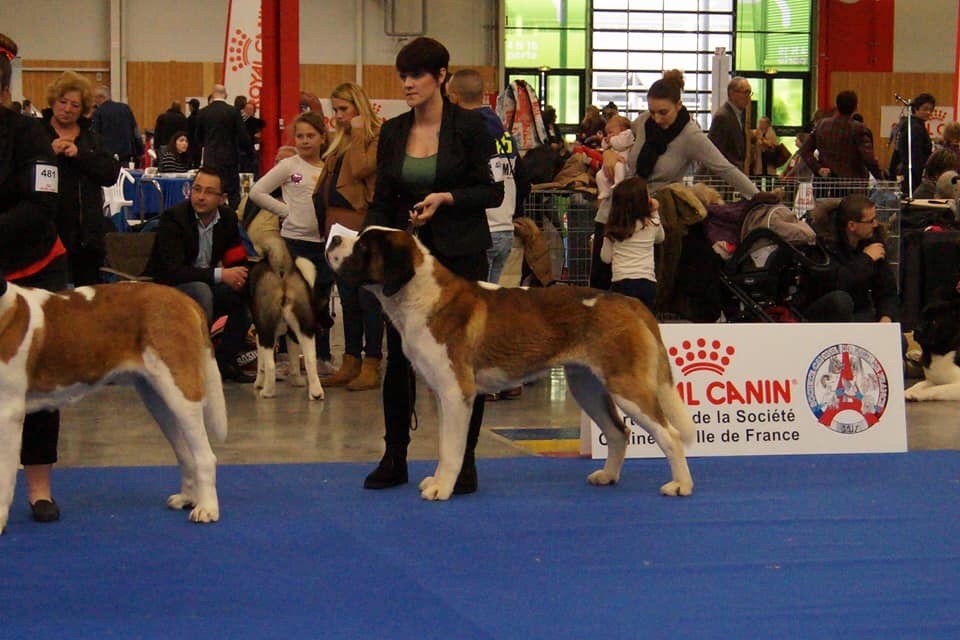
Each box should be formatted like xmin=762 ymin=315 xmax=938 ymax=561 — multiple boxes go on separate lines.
xmin=147 ymin=166 xmax=254 ymax=382
xmin=800 ymin=194 xmax=898 ymax=323
xmin=708 ymin=77 xmax=753 ymax=171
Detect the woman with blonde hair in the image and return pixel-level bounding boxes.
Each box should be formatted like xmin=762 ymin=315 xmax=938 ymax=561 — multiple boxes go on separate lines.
xmin=41 ymin=70 xmax=120 ymax=285
xmin=316 ymin=82 xmax=385 ymax=389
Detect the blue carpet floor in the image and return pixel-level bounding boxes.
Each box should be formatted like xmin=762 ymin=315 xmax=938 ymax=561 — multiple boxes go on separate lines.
xmin=2 ymin=453 xmax=958 ymax=639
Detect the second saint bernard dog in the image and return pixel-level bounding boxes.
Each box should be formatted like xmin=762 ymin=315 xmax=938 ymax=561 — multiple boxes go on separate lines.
xmin=326 ymin=226 xmax=695 ymax=501
xmin=905 ymin=289 xmax=960 ymax=401
xmin=0 ymin=280 xmax=226 ymax=533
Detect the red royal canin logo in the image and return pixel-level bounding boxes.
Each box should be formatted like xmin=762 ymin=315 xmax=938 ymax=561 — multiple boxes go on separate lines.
xmin=668 ymin=339 xmax=735 ymax=376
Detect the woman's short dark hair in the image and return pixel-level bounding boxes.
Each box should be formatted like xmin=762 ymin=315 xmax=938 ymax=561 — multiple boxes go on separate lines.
xmin=647 ymin=69 xmax=684 ymax=104
xmin=923 ymin=148 xmax=959 ymax=179
xmin=395 ymin=37 xmax=450 ymax=82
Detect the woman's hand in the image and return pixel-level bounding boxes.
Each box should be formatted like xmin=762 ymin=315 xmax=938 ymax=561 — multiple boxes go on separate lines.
xmin=51 ymin=138 xmax=78 ymax=157
xmin=409 ymin=192 xmax=453 ymax=227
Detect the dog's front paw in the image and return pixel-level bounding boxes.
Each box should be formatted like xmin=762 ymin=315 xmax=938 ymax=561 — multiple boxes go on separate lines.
xmin=586 ymin=469 xmax=618 ymax=486
xmin=418 ymin=476 xmax=454 ymax=500
xmin=660 ymin=479 xmax=694 ymax=497
xmin=166 ymin=493 xmax=194 ymax=510
xmin=188 ymin=503 xmax=219 ymax=523
xmin=308 ymin=382 xmax=325 ymax=401
xmin=258 ymin=387 xmax=276 ymax=399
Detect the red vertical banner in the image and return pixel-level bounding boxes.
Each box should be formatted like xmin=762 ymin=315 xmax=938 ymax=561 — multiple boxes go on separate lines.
xmin=257 ymin=0 xmax=299 ymax=171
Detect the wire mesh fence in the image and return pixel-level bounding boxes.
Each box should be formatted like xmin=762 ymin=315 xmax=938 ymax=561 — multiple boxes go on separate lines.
xmin=522 ymin=176 xmax=904 ymax=293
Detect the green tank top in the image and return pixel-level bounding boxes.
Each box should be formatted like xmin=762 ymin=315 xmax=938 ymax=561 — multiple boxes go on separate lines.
xmin=401 ymin=154 xmax=437 ymax=198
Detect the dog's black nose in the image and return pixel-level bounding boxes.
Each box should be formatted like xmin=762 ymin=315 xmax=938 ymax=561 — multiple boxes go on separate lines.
xmin=328 ymin=235 xmax=342 ymax=251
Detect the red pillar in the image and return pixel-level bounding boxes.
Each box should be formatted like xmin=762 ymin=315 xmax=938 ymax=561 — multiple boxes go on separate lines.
xmin=259 ymin=0 xmax=299 ymax=169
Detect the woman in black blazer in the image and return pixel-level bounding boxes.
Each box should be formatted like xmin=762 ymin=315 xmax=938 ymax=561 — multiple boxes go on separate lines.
xmin=363 ymin=37 xmax=503 ymax=494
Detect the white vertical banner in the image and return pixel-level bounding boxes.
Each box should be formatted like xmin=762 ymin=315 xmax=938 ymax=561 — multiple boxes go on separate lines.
xmin=223 ymin=0 xmax=263 ymax=105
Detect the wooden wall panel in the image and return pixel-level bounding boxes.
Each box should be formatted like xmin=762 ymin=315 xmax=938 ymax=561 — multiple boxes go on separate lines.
xmin=300 ymin=64 xmax=498 ymax=103
xmin=830 ymin=71 xmax=956 ymax=168
xmin=126 ymin=61 xmax=222 ymax=136
xmin=20 ymin=60 xmax=109 ymax=112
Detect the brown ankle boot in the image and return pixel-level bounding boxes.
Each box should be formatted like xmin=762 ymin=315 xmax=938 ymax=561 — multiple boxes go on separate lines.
xmin=322 ymin=354 xmax=362 ymax=387
xmin=346 ymin=357 xmax=382 ymax=391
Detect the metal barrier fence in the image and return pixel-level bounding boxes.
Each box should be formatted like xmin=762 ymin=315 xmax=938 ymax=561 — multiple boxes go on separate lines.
xmin=521 ymin=177 xmax=904 ymax=291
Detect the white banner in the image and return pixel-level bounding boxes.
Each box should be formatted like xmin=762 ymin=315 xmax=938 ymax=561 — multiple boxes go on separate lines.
xmin=222 ymin=0 xmax=263 ymax=105
xmin=880 ymin=105 xmax=954 ymax=140
xmin=589 ymin=323 xmax=908 ymax=458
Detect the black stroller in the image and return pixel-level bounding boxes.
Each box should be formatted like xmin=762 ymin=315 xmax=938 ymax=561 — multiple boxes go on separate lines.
xmin=718 ymin=225 xmax=830 ymax=322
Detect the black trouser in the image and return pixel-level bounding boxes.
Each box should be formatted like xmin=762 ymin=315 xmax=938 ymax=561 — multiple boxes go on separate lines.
xmin=14 ymin=256 xmax=69 ymax=465
xmin=381 ymin=249 xmax=487 ymax=460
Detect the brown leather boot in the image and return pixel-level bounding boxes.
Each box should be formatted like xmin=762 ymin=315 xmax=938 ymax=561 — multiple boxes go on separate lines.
xmin=322 ymin=354 xmax=362 ymax=387
xmin=346 ymin=357 xmax=382 ymax=391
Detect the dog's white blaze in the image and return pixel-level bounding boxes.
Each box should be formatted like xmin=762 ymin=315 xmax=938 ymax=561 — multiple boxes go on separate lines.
xmin=581 ymin=297 xmax=599 ymax=307
xmin=477 ymin=281 xmax=501 ymax=291
xmin=924 ymin=352 xmax=960 ymax=385
xmin=325 ymin=235 xmax=356 ymax=270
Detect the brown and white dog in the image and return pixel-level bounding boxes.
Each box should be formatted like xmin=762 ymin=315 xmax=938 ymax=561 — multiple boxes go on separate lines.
xmin=905 ymin=290 xmax=960 ymax=401
xmin=326 ymin=227 xmax=695 ymax=500
xmin=247 ymin=236 xmax=332 ymax=400
xmin=0 ymin=280 xmax=227 ymax=533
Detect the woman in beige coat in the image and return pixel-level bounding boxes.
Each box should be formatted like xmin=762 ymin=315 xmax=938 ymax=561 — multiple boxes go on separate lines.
xmin=316 ymin=82 xmax=384 ymax=390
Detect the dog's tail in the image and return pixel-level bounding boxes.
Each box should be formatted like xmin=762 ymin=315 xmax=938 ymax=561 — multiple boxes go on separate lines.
xmin=260 ymin=236 xmax=294 ymax=278
xmin=657 ymin=347 xmax=695 ymax=445
xmin=203 ymin=348 xmax=228 ymax=443
xmin=294 ymin=257 xmax=317 ymax=288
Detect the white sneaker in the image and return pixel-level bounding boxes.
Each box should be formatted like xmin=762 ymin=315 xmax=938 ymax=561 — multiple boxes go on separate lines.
xmin=317 ymin=359 xmax=337 ymax=376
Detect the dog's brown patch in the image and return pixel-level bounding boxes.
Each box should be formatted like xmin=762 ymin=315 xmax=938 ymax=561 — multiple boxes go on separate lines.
xmin=0 ymin=294 xmax=31 ymax=363
xmin=27 ymin=285 xmax=208 ymax=401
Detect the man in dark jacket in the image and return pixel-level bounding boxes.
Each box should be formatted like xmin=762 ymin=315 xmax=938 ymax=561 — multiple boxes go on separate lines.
xmin=147 ymin=166 xmax=253 ymax=382
xmin=801 ymin=194 xmax=898 ymax=323
xmin=153 ymin=101 xmax=189 ymax=152
xmin=195 ymin=84 xmax=252 ymax=210
xmin=91 ymin=85 xmax=142 ymax=166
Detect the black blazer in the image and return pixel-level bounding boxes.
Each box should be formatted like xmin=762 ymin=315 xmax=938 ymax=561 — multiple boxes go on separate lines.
xmin=708 ymin=102 xmax=746 ymax=168
xmin=147 ymin=200 xmax=245 ymax=286
xmin=366 ymin=101 xmax=503 ymax=257
xmin=195 ymin=101 xmax=252 ymax=170
xmin=0 ymin=108 xmax=59 ymax=274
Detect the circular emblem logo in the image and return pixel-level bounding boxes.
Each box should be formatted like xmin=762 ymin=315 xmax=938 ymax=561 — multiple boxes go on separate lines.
xmin=805 ymin=344 xmax=888 ymax=434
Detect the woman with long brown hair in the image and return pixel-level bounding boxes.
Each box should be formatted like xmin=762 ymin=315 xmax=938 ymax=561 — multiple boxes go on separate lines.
xmin=315 ymin=82 xmax=384 ymax=390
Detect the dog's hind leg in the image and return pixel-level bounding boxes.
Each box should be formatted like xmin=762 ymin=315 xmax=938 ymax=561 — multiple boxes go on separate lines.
xmin=134 ymin=378 xmax=220 ymax=523
xmin=419 ymin=389 xmax=472 ymax=501
xmin=564 ymin=366 xmax=628 ymax=486
xmin=256 ymin=336 xmax=279 ymax=398
xmin=609 ymin=381 xmax=694 ymax=497
xmin=0 ymin=399 xmax=27 ymax=534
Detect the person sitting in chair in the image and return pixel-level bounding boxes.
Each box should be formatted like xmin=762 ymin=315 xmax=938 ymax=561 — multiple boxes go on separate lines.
xmin=146 ymin=166 xmax=254 ymax=382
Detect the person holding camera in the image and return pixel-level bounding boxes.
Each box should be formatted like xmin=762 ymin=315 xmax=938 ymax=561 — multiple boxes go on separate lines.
xmin=800 ymin=194 xmax=898 ymax=323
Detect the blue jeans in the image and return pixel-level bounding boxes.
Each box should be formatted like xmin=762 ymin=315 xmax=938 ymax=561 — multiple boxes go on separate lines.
xmin=337 ymin=274 xmax=383 ymax=359
xmin=283 ymin=237 xmax=333 ymax=360
xmin=486 ymin=230 xmax=514 ymax=284
xmin=176 ymin=280 xmax=250 ymax=364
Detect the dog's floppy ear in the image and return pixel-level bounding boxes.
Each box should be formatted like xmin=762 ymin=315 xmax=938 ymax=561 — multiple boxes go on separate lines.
xmin=381 ymin=237 xmax=416 ymax=297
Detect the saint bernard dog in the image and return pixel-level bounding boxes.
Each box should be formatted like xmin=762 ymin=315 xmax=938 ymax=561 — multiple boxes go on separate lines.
xmin=905 ymin=289 xmax=960 ymax=401
xmin=0 ymin=279 xmax=227 ymax=533
xmin=326 ymin=226 xmax=695 ymax=501
xmin=248 ymin=235 xmax=333 ymax=400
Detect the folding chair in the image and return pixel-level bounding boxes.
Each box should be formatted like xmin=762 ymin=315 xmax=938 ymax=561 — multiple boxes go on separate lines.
xmin=102 ymin=168 xmax=136 ymax=231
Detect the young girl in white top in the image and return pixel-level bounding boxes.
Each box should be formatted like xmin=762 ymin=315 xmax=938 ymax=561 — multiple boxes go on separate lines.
xmin=600 ymin=176 xmax=664 ymax=310
xmin=249 ymin=111 xmax=335 ymax=371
